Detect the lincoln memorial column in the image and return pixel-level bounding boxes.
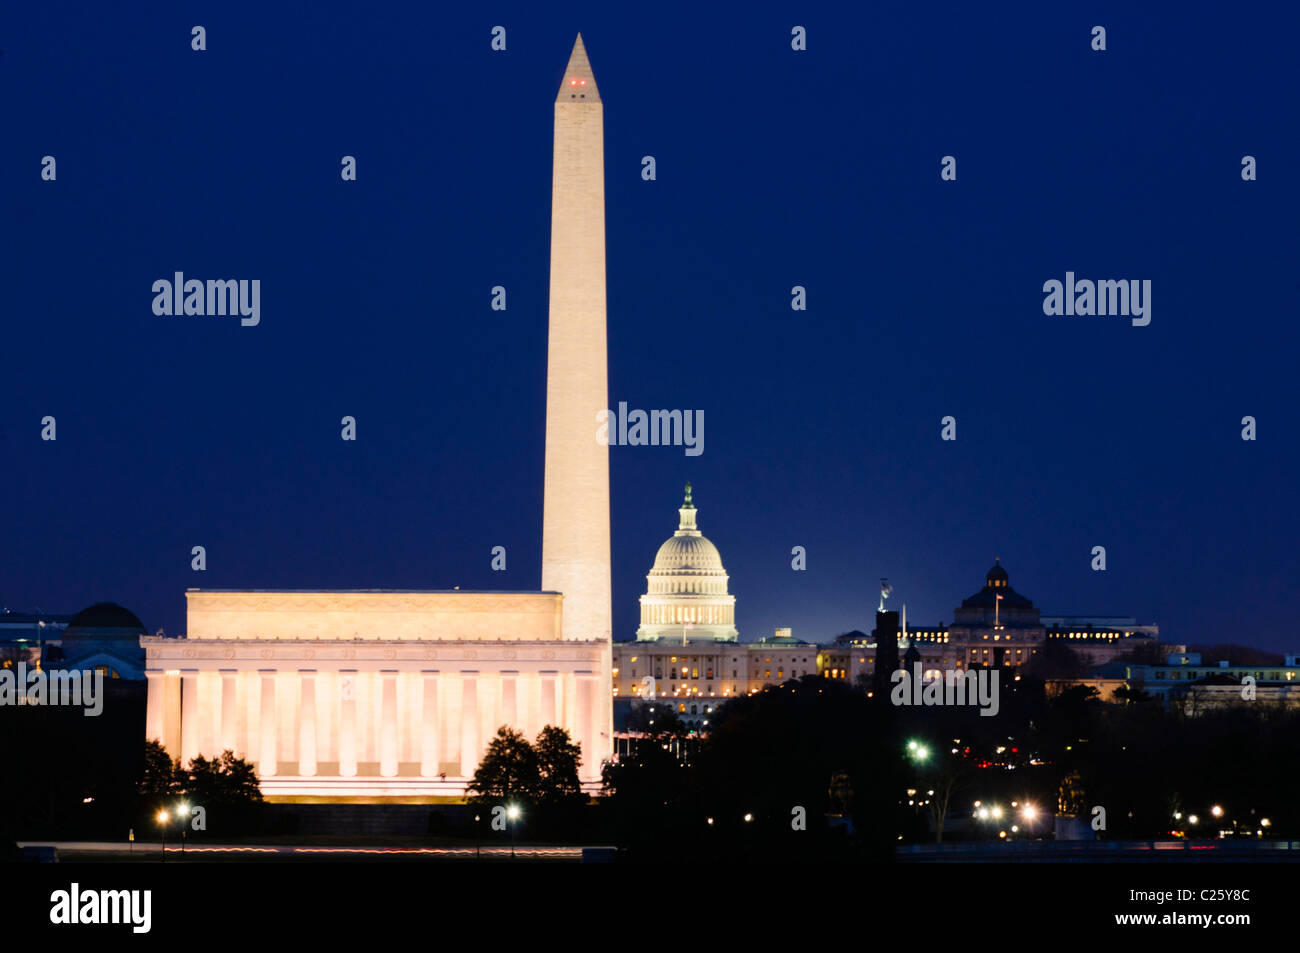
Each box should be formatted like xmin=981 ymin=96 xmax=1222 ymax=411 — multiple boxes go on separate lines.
xmin=501 ymin=672 xmax=518 ymax=730
xmin=258 ymin=670 xmax=277 ymax=778
xmin=577 ymin=672 xmax=599 ymax=781
xmin=145 ymin=671 xmax=165 ymax=744
xmin=460 ymin=673 xmax=479 ymax=778
xmin=299 ymin=671 xmax=318 ymax=777
xmin=561 ymin=672 xmax=577 ymax=737
xmin=236 ymin=672 xmax=251 ymax=762
xmin=540 ymin=671 xmax=558 ymax=728
xmin=180 ymin=670 xmax=199 ymax=767
xmin=420 ymin=671 xmax=439 ymax=777
xmin=380 ymin=670 xmax=399 ymax=778
xmin=198 ymin=672 xmax=219 ymax=757
xmin=339 ymin=671 xmax=357 ymax=777
xmin=162 ymin=672 xmax=181 ymax=757
xmin=219 ymin=669 xmax=238 ymax=753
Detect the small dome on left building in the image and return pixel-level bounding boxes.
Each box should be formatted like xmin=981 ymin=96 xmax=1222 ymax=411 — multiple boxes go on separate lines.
xmin=66 ymin=602 xmax=146 ymax=633
xmin=47 ymin=601 xmax=148 ymax=680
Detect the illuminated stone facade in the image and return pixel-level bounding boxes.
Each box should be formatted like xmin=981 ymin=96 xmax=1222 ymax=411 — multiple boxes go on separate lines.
xmin=142 ymin=590 xmax=610 ymax=798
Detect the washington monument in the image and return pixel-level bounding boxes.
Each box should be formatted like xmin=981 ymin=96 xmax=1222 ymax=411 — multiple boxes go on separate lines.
xmin=542 ymin=33 xmax=612 ymax=649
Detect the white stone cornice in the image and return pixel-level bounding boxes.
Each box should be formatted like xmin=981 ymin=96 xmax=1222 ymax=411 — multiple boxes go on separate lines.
xmin=141 ymin=637 xmax=608 ymax=669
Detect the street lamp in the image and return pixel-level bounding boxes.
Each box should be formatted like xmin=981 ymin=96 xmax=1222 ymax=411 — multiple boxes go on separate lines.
xmin=506 ymin=804 xmax=521 ymax=859
xmin=176 ymin=802 xmax=189 ymax=856
xmin=155 ymin=810 xmax=169 ymax=863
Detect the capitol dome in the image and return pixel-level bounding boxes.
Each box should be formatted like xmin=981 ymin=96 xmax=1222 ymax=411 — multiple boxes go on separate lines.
xmin=636 ymin=484 xmax=738 ymax=642
xmin=650 ymin=529 xmax=724 ymax=573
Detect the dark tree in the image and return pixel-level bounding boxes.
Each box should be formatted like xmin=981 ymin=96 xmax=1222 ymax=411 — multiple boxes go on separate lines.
xmin=138 ymin=739 xmax=182 ymax=798
xmin=468 ymin=726 xmax=540 ymax=804
xmin=184 ymin=750 xmax=263 ymax=806
xmin=1112 ymin=683 xmax=1154 ymax=705
xmin=534 ymin=725 xmax=583 ymax=805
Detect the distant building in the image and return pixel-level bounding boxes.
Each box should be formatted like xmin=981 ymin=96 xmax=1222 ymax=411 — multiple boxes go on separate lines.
xmin=834 ymin=561 xmax=1051 ymax=682
xmin=2 ymin=604 xmax=144 ymax=679
xmin=950 ymin=560 xmax=1045 ymax=669
xmin=46 ymin=603 xmax=147 ymax=680
xmin=0 ymin=609 xmax=73 ymax=668
xmin=1042 ymin=616 xmax=1159 ymax=666
xmin=611 ymin=487 xmax=820 ymax=729
xmin=1122 ymin=654 xmax=1300 ymax=714
xmin=1048 ymin=652 xmax=1300 ymax=712
xmin=858 ymin=562 xmax=1156 ymax=678
xmin=615 ymin=550 xmax=1160 ymax=729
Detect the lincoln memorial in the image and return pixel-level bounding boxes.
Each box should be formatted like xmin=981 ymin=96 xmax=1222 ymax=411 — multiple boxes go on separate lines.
xmin=141 ymin=590 xmax=612 ymax=799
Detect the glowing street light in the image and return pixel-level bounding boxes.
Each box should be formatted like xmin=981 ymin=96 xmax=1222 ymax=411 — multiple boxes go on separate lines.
xmin=506 ymin=804 xmax=522 ymax=859
xmin=176 ymin=802 xmax=190 ymax=856
xmin=1211 ymin=805 xmax=1224 ymax=819
xmin=155 ymin=809 xmax=169 ymax=863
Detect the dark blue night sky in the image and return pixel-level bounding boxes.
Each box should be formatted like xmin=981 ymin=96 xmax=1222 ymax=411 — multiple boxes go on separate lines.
xmin=4 ymin=3 xmax=1298 ymax=649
